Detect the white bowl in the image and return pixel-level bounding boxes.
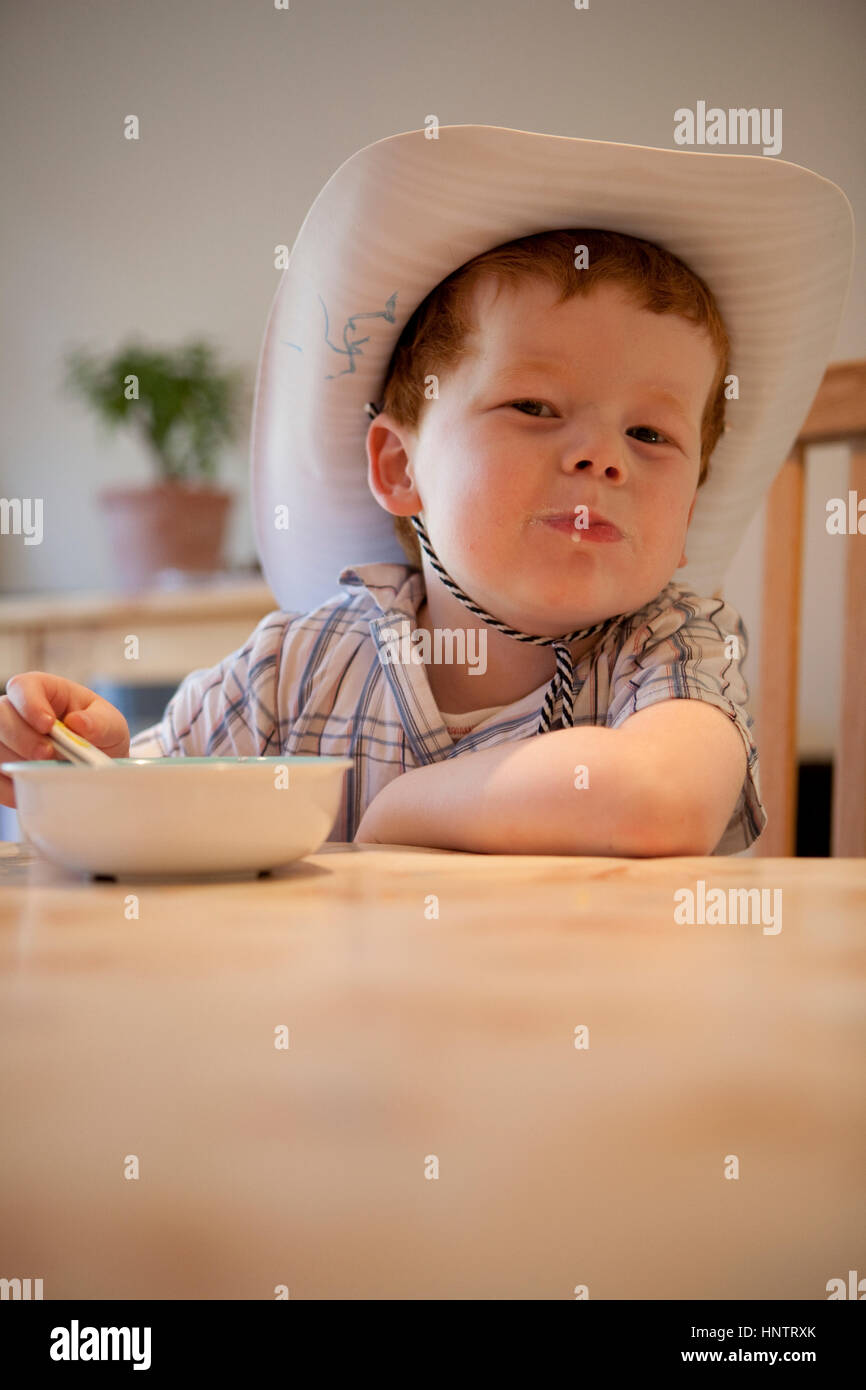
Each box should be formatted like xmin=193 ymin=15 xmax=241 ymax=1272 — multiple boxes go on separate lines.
xmin=2 ymin=756 xmax=353 ymax=879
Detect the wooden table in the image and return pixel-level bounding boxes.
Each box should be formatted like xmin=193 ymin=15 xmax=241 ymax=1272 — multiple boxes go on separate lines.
xmin=1 ymin=842 xmax=863 ymax=1300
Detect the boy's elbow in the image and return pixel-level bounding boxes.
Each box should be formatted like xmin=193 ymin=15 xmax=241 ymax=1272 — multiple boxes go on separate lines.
xmin=631 ymin=779 xmax=721 ymax=857
xmin=654 ymin=813 xmax=718 ymax=857
xmin=613 ymin=707 xmax=746 ymax=858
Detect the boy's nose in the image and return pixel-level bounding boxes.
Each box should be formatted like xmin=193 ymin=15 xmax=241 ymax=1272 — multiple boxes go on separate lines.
xmin=570 ymin=453 xmax=628 ymax=482
xmin=557 ymin=409 xmax=630 ymax=482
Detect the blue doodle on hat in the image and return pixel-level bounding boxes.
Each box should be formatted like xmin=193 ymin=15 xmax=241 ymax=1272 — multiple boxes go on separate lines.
xmin=319 ymin=292 xmax=398 ymax=378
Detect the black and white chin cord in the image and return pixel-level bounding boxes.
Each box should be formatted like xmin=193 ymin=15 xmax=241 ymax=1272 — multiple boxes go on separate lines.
xmin=409 ymin=513 xmax=616 ymax=736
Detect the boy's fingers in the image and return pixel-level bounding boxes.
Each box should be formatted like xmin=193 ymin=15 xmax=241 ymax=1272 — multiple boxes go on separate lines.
xmin=4 ymin=675 xmax=128 ymax=754
xmin=0 ymin=734 xmax=55 ymax=805
xmin=0 ymin=771 xmax=17 ymax=809
xmin=63 ymin=708 xmax=96 ymax=737
xmin=4 ymin=672 xmax=69 ymax=734
xmin=0 ymin=704 xmax=57 ymax=762
xmin=64 ymin=702 xmax=129 ymax=755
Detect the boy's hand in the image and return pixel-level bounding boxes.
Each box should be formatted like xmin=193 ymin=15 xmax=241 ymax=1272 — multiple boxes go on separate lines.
xmin=0 ymin=671 xmax=130 ymax=808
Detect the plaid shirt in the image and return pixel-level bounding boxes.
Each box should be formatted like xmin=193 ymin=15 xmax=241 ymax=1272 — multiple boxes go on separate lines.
xmin=129 ymin=562 xmax=767 ymax=854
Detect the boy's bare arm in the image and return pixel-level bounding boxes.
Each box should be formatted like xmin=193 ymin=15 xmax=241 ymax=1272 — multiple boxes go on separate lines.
xmin=354 ymin=699 xmax=747 ymax=856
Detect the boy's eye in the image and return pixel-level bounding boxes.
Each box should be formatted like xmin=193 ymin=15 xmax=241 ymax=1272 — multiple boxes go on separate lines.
xmin=508 ymin=398 xmax=556 ymax=418
xmin=628 ymin=426 xmax=670 ymax=445
xmin=506 ymin=402 xmax=674 ymax=447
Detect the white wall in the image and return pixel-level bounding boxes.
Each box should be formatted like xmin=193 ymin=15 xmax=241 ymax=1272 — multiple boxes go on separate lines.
xmin=1 ymin=0 xmax=863 ymax=757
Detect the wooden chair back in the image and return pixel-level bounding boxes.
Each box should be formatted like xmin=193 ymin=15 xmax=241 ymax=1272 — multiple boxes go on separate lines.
xmin=752 ymin=361 xmax=866 ymax=857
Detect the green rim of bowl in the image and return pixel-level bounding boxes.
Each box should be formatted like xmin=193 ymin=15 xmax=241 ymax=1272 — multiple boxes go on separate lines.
xmin=2 ymin=756 xmax=353 ymax=771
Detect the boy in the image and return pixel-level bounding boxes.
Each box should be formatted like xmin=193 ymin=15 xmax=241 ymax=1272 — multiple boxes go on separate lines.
xmin=0 ymin=127 xmax=854 ymax=856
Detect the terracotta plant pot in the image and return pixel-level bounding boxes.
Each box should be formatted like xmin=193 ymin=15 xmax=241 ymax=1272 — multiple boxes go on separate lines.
xmin=98 ymin=483 xmax=234 ymax=590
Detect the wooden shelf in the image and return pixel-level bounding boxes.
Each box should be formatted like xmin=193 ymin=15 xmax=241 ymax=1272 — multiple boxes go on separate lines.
xmin=0 ymin=576 xmax=279 ymax=686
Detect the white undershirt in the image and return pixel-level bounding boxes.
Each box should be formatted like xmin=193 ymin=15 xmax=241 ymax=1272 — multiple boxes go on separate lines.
xmin=438 ymin=703 xmax=506 ymax=738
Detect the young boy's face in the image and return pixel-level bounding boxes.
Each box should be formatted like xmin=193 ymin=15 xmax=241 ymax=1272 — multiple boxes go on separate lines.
xmin=371 ymin=276 xmax=720 ymax=636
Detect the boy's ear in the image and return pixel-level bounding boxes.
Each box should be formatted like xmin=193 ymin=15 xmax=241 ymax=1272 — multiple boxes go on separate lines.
xmin=365 ymin=411 xmax=423 ymax=518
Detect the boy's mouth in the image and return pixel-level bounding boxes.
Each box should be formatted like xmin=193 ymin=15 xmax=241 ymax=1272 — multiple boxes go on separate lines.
xmin=535 ymin=509 xmax=623 ymax=542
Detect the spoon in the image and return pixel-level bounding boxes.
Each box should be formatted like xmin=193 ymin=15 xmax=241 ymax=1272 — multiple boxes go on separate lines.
xmin=48 ymin=718 xmax=118 ymax=768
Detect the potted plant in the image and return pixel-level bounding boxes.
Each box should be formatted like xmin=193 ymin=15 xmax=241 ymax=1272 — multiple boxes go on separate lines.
xmin=64 ymin=339 xmax=248 ymax=589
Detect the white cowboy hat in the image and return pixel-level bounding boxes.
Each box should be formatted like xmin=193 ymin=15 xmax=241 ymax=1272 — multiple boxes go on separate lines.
xmin=250 ymin=124 xmax=854 ymax=614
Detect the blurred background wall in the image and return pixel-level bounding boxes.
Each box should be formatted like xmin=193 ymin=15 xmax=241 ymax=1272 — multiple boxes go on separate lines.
xmin=1 ymin=0 xmax=863 ymax=768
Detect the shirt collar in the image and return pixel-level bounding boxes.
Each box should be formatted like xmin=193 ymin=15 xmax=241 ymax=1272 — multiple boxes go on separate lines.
xmin=339 ymin=562 xmax=425 ymax=620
